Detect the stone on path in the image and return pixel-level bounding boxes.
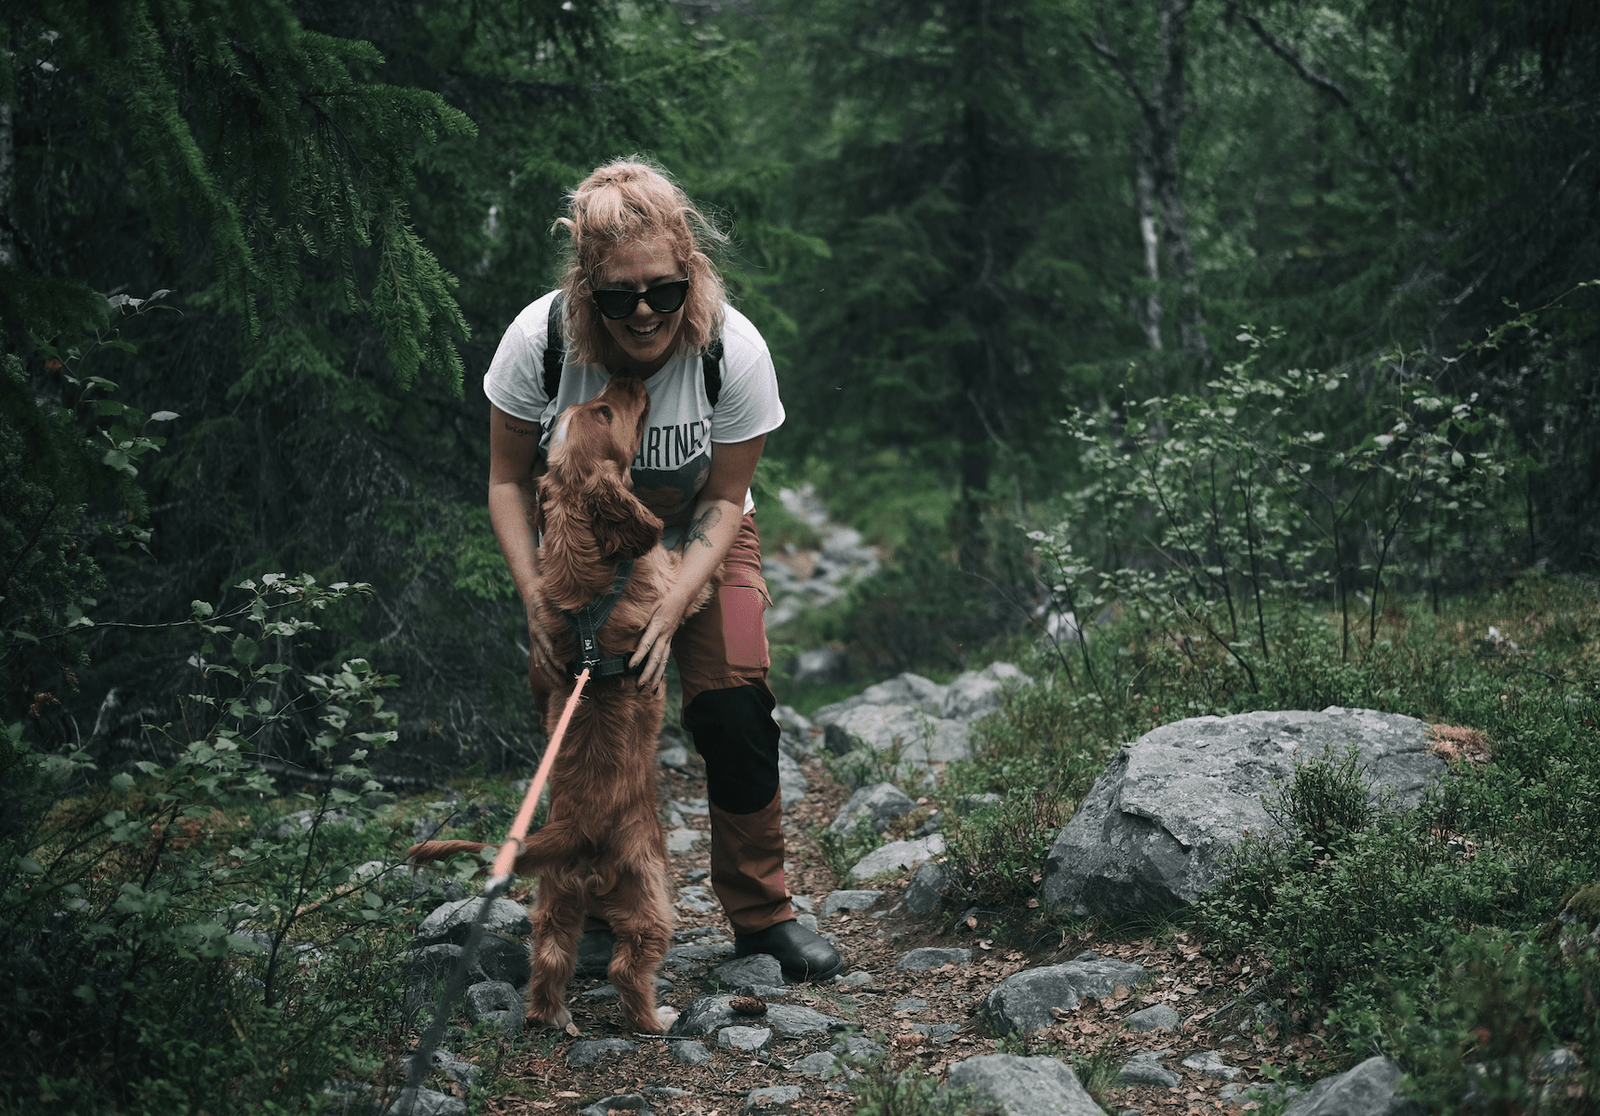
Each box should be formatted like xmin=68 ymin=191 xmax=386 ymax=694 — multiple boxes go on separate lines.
xmin=904 ymin=860 xmax=952 ymax=914
xmin=1123 ymin=1004 xmax=1180 ymax=1032
xmin=567 ymin=1038 xmax=637 ymax=1066
xmin=579 ymin=1095 xmax=651 ymax=1116
xmin=744 ymin=1085 xmax=803 ymax=1111
xmin=415 ymin=897 xmax=531 ymax=944
xmin=980 ymin=958 xmax=1147 ymax=1034
xmin=671 ymin=995 xmax=847 ymax=1039
xmin=820 ymin=889 xmax=884 ymax=918
xmin=670 ymin=1041 xmax=711 ymax=1066
xmin=778 ymin=749 xmax=808 ymax=807
xmin=1281 ymin=1056 xmax=1422 ymax=1116
xmin=1182 ymin=1050 xmax=1240 ymax=1080
xmin=848 ymin=834 xmax=944 ymax=880
xmin=391 ymin=1086 xmax=469 ymax=1116
xmin=463 ymin=980 xmax=523 ymax=1035
xmin=832 ymin=1034 xmax=886 ymax=1063
xmin=718 ymin=1026 xmax=772 ymax=1052
xmin=664 ymin=940 xmax=735 ymax=967
xmin=829 ymin=783 xmax=917 ymax=834
xmin=1116 ymin=1051 xmax=1181 ymax=1088
xmin=789 ymin=1051 xmax=843 ymax=1078
xmin=666 ymin=827 xmax=704 ymax=853
xmin=935 ymin=1054 xmax=1102 ymax=1116
xmin=940 ymin=663 xmax=1034 ymax=722
xmin=1043 ymin=708 xmax=1444 ymax=920
xmin=896 ymin=947 xmax=971 ymax=971
xmin=711 ymin=954 xmax=784 ymax=993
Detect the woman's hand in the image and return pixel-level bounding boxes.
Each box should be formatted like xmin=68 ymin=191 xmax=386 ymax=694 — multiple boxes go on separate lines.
xmin=526 ymin=606 xmax=564 ymax=692
xmin=629 ymin=585 xmax=695 ymax=693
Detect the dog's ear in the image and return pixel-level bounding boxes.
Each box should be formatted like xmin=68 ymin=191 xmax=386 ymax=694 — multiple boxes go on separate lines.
xmin=585 ymin=469 xmax=664 ymax=560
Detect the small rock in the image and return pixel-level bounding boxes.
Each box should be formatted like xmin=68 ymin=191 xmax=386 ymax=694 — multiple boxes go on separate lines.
xmin=895 ymin=998 xmax=928 ymax=1012
xmin=820 ymin=889 xmax=884 ymax=918
xmin=788 ymin=648 xmax=849 ymax=684
xmin=414 ymin=897 xmax=531 ymax=944
xmin=567 ymin=1038 xmax=637 ymax=1066
xmin=896 ymin=947 xmax=971 ymax=971
xmin=718 ymin=1026 xmax=773 ymax=1052
xmin=412 ymin=816 xmax=444 ymax=843
xmin=1117 ymin=1052 xmax=1181 ymax=1088
xmin=578 ymin=1095 xmax=651 ymax=1116
xmin=912 ymin=1022 xmax=959 ymax=1044
xmin=936 ymin=1053 xmax=1101 ymax=1116
xmin=904 ymin=860 xmax=952 ymax=914
xmin=981 ymin=958 xmax=1147 ymax=1035
xmin=778 ymin=749 xmax=808 ymax=807
xmin=659 ymin=744 xmax=690 ymax=767
xmin=711 ymin=954 xmax=785 ymax=993
xmin=676 ymin=885 xmax=718 ymax=914
xmin=1281 ymin=1055 xmax=1421 ymax=1116
xmin=1182 ymin=1051 xmax=1240 ymax=1081
xmin=666 ymin=827 xmax=704 ymax=853
xmin=671 ymin=1040 xmax=712 ymax=1066
xmin=765 ymin=1003 xmax=849 ymax=1038
xmin=664 ymin=941 xmax=736 ymax=967
xmin=1536 ymin=1047 xmax=1580 ymax=1079
xmin=390 ymin=1086 xmax=469 ymax=1116
xmin=795 ymin=912 xmax=821 ymax=934
xmin=463 ymin=980 xmax=523 ymax=1036
xmin=643 ymin=1087 xmax=692 ymax=1097
xmin=743 ymin=1085 xmax=802 ymax=1112
xmin=790 ymin=1052 xmax=843 ymax=1078
xmin=581 ymin=977 xmax=675 ymax=999
xmin=849 ymin=835 xmax=945 ymax=880
xmin=829 ymin=783 xmax=917 ymax=835
xmin=1123 ymin=1004 xmax=1180 ymax=1032
xmin=835 ymin=971 xmax=873 ymax=987
xmin=832 ymin=1034 xmax=887 ymax=1063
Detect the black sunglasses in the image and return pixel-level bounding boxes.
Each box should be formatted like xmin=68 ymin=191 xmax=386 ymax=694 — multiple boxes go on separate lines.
xmin=592 ymin=279 xmax=690 ymax=320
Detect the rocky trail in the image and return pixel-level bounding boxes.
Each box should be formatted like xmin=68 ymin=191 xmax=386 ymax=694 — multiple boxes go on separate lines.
xmin=404 ymin=722 xmax=1349 ymax=1116
xmin=393 ymin=489 xmax=1437 ymax=1116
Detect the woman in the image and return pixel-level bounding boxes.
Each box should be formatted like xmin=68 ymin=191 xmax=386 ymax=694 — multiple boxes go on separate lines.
xmin=483 ymin=159 xmax=840 ymax=983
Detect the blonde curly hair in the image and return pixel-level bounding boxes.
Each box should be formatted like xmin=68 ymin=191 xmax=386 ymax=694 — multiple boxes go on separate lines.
xmin=553 ymin=158 xmax=728 ymax=368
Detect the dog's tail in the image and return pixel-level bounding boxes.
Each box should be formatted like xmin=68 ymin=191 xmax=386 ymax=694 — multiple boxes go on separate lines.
xmin=407 ymin=839 xmax=494 ymax=868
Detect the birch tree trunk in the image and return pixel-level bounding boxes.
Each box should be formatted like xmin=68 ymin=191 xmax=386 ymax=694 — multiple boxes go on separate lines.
xmin=1087 ymin=0 xmax=1209 ymax=362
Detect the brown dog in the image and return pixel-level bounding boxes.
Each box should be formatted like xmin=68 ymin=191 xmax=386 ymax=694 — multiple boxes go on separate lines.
xmin=410 ymin=374 xmax=708 ymax=1034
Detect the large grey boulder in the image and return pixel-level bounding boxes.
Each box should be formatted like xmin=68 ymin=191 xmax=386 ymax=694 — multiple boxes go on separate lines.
xmin=934 ymin=1054 xmax=1101 ymax=1116
xmin=811 ymin=673 xmax=946 ymax=723
xmin=940 ymin=662 xmax=1033 ymax=722
xmin=980 ymin=958 xmax=1147 ymax=1035
xmin=1281 ymin=1056 xmax=1421 ymax=1116
xmin=1043 ymin=708 xmax=1444 ymax=919
xmin=778 ymin=748 xmax=808 ymax=807
xmin=829 ymin=782 xmax=917 ymax=835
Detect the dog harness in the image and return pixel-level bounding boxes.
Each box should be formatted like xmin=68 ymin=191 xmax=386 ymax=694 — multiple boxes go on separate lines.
xmin=560 ymin=559 xmax=645 ymax=680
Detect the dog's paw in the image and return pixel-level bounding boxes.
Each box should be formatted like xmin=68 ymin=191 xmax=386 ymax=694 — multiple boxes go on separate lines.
xmin=655 ymin=1005 xmax=680 ymax=1031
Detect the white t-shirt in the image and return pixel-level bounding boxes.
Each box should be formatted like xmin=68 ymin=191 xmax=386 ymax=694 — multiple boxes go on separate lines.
xmin=484 ymin=290 xmax=785 ymax=548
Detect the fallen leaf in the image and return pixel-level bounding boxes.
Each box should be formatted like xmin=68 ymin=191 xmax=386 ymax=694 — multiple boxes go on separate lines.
xmin=1176 ymin=985 xmax=1201 ymax=995
xmin=1113 ymin=983 xmax=1130 ymax=1000
xmin=966 ymin=915 xmax=978 ymax=929
xmin=555 ymin=1092 xmax=581 ymax=1099
xmin=1026 ymin=898 xmax=1040 ymax=908
xmin=564 ymin=1021 xmax=581 ymax=1037
xmin=978 ymin=939 xmax=994 ymax=950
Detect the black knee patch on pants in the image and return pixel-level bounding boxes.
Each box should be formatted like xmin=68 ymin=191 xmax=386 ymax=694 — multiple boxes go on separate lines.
xmin=682 ymin=684 xmax=780 ymax=815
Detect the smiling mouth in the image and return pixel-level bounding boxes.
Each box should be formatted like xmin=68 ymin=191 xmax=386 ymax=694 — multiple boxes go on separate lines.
xmin=626 ymin=322 xmax=661 ymax=340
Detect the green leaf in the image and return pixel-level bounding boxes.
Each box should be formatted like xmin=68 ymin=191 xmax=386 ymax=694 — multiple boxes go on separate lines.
xmin=110 ymin=772 xmax=134 ymax=795
xmin=232 ymin=634 xmax=260 ymax=666
xmin=151 ymin=410 xmax=180 ymax=421
xmin=191 ymin=600 xmax=214 ymax=619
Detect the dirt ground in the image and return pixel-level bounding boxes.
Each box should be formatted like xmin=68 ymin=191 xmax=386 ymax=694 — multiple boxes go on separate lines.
xmin=457 ymin=752 xmax=1334 ymax=1116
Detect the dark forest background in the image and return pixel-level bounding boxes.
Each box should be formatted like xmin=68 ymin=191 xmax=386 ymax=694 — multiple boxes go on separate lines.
xmin=5 ymin=0 xmax=1598 ymax=772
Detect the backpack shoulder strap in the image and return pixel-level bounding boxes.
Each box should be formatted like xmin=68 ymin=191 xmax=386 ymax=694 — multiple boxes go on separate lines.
xmin=702 ymin=338 xmax=724 ymax=408
xmin=542 ymin=291 xmax=567 ymax=403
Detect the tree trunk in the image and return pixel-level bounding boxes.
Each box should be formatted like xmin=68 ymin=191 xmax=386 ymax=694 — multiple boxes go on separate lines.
xmin=0 ymin=99 xmax=15 ymax=269
xmin=1088 ymin=0 xmax=1209 ymax=363
xmin=1134 ymin=136 xmax=1164 ymax=351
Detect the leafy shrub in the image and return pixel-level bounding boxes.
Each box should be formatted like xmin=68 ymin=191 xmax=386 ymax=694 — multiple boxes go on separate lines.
xmin=0 ymin=576 xmax=422 ymax=1114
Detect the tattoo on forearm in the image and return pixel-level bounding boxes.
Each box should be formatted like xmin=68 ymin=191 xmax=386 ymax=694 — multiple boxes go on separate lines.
xmin=504 ymin=420 xmax=538 ymax=438
xmin=681 ymin=505 xmax=723 ymax=550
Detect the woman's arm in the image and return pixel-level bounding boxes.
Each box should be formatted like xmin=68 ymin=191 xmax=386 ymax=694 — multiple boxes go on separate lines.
xmin=629 ymin=433 xmax=766 ymax=690
xmin=487 ymin=403 xmax=561 ymax=687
